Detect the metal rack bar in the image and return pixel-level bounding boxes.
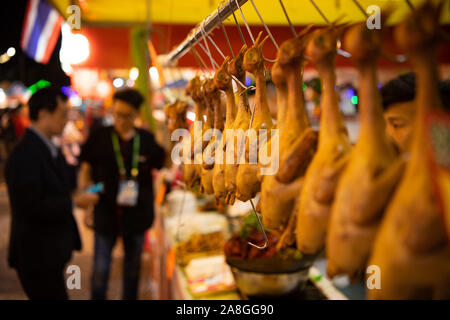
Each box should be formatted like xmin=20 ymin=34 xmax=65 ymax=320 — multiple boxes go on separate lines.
xmin=164 ymin=0 xmax=249 ymax=66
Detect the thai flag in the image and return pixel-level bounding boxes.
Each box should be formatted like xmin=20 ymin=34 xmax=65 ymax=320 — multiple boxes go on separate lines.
xmin=21 ymin=0 xmax=63 ymax=64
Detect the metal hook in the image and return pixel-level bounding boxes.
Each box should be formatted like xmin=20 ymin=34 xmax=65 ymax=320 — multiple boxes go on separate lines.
xmin=191 ymin=46 xmax=209 ymax=71
xmin=249 ymin=0 xmax=279 ymax=51
xmin=246 ymin=0 xmax=278 ymax=63
xmin=198 ymin=42 xmax=220 ymax=69
xmin=207 ymin=34 xmax=227 ymax=60
xmin=309 ymin=0 xmax=331 ymax=25
xmin=217 ymin=4 xmax=235 ymax=58
xmin=200 ymin=20 xmax=216 ymax=70
xmin=234 ymin=0 xmax=255 ymax=44
xmin=231 ymin=74 xmax=248 ymax=89
xmin=247 ymin=199 xmax=269 ymax=250
xmin=351 ymin=0 xmax=369 ymax=18
xmin=278 ymin=0 xmax=296 ymax=37
xmin=232 ymin=9 xmax=247 ymax=46
xmin=239 ymin=85 xmax=256 ymax=96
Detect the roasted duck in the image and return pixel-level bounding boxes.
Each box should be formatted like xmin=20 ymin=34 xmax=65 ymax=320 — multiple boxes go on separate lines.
xmin=368 ymin=2 xmax=450 ymax=299
xmin=326 ymin=19 xmax=404 ymax=280
xmin=224 ymin=45 xmax=251 ymax=205
xmin=260 ymin=30 xmax=313 ymax=233
xmin=295 ymin=25 xmax=352 ymax=256
xmin=235 ymin=32 xmax=274 ymax=202
xmin=200 ymin=78 xmax=223 ymax=194
xmin=212 ymin=57 xmax=236 ymax=202
xmin=183 ymin=76 xmax=205 ymax=189
xmin=163 ymin=100 xmax=188 ymax=135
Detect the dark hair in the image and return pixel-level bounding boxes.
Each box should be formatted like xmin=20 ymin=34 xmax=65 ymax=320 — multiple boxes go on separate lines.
xmin=113 ymin=89 xmax=143 ymax=110
xmin=28 ymin=87 xmax=68 ymax=121
xmin=382 ymin=72 xmax=450 ymax=111
xmin=381 ymin=72 xmax=416 ymax=111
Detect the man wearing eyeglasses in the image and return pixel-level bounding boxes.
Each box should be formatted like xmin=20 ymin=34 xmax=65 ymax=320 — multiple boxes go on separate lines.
xmin=78 ymin=89 xmax=165 ymax=300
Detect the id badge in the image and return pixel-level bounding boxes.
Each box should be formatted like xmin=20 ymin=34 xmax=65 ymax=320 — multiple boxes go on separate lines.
xmin=117 ymin=180 xmax=139 ymax=207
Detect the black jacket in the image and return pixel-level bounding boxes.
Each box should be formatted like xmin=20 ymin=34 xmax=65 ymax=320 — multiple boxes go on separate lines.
xmin=79 ymin=126 xmax=165 ymax=237
xmin=5 ymin=128 xmax=81 ymax=271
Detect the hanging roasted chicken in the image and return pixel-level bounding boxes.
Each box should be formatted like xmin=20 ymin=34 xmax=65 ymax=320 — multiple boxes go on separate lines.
xmin=224 ymin=45 xmax=251 ymax=205
xmin=260 ymin=30 xmax=314 ymax=233
xmin=212 ymin=57 xmax=236 ymax=202
xmin=183 ymin=76 xmax=205 ymax=189
xmin=293 ymin=25 xmax=352 ymax=256
xmin=163 ymin=100 xmax=188 ymax=135
xmin=326 ymin=17 xmax=404 ymax=280
xmin=200 ymin=78 xmax=223 ymax=194
xmin=368 ymin=2 xmax=450 ymax=299
xmin=235 ymin=32 xmax=274 ymax=202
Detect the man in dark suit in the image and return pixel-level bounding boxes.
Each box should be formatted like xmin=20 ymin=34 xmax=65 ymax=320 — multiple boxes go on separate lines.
xmin=5 ymin=87 xmax=98 ymax=300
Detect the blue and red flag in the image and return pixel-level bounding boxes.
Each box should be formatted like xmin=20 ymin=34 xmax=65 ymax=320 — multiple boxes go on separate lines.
xmin=20 ymin=0 xmax=63 ymax=64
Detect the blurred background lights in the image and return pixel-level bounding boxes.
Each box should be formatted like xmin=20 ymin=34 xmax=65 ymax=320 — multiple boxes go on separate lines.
xmin=149 ymin=66 xmax=159 ymax=81
xmin=59 ymin=23 xmax=90 ymax=66
xmin=0 ymin=89 xmax=6 ymax=106
xmin=129 ymin=67 xmax=139 ymax=81
xmin=113 ymin=78 xmax=124 ymax=88
xmin=7 ymin=47 xmax=16 ymax=57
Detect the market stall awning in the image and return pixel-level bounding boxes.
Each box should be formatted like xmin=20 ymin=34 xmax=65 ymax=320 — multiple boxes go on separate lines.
xmin=49 ymin=0 xmax=450 ymax=26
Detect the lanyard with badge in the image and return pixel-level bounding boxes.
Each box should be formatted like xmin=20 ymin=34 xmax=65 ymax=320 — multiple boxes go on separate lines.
xmin=112 ymin=132 xmax=140 ymax=207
